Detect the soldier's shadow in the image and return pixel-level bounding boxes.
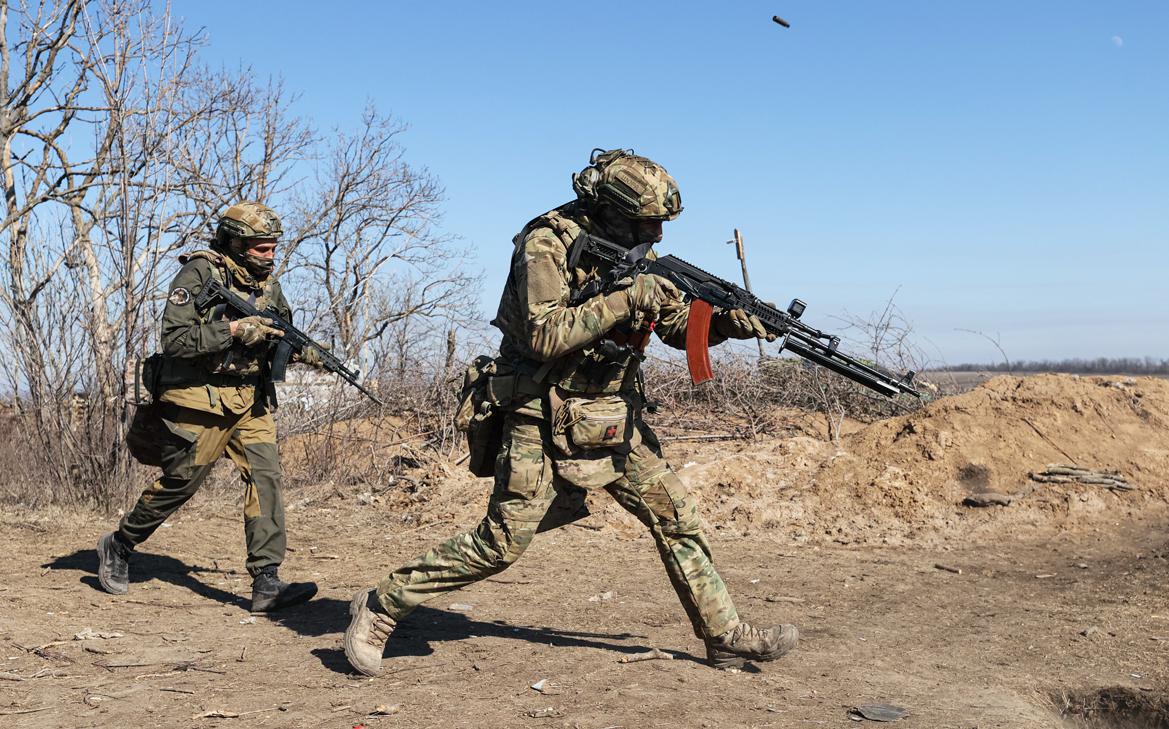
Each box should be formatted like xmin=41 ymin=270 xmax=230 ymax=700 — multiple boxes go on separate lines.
xmin=44 ymin=548 xmax=249 ymax=610
xmin=308 ymin=605 xmax=708 ymax=675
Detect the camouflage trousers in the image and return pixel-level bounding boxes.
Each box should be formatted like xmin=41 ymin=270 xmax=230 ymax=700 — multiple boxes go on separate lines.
xmin=376 ymin=413 xmax=740 ymax=639
xmin=118 ymin=402 xmax=286 ymax=577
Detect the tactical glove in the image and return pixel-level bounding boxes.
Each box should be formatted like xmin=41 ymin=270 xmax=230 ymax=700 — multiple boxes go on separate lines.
xmin=623 ymin=273 xmax=681 ymax=320
xmin=232 ymin=316 xmax=282 ymax=348
xmin=715 ymin=309 xmax=777 ymax=342
xmin=295 ymin=344 xmax=328 ymax=370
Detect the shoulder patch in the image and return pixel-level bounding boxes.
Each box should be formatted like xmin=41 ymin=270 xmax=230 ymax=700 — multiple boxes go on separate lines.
xmin=168 ymin=287 xmax=191 ymax=306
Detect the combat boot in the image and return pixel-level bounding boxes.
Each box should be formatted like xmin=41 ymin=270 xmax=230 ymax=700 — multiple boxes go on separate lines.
xmin=249 ymin=566 xmax=318 ymax=612
xmin=344 ymin=588 xmax=397 ymax=677
xmin=705 ymin=621 xmax=799 ymax=669
xmin=96 ymin=532 xmax=132 ymax=595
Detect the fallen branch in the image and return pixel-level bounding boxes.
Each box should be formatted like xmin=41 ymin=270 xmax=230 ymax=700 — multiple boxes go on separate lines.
xmin=0 ymin=707 xmax=51 ymax=716
xmin=659 ymin=433 xmax=745 ymax=443
xmin=1030 ymin=464 xmax=1134 ymax=492
xmin=619 ymin=648 xmax=674 ymax=663
xmin=1021 ymin=419 xmax=1078 ymax=464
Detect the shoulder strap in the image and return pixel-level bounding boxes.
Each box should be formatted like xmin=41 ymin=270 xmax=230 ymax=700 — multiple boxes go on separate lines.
xmin=512 ymin=203 xmax=581 ymax=253
xmin=179 ymin=249 xmax=228 ymax=286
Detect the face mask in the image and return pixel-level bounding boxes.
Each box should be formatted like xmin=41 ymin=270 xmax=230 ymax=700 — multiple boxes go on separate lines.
xmin=244 ymin=252 xmax=275 ymax=277
xmin=594 ymin=205 xmax=640 ymax=246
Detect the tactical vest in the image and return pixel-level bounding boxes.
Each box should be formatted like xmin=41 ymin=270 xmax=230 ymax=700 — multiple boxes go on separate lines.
xmin=507 ymin=208 xmax=642 ymax=397
xmin=164 ymin=250 xmax=282 ymax=382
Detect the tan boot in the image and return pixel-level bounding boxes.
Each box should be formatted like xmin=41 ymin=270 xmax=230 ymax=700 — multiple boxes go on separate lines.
xmin=344 ymin=589 xmax=397 ymax=676
xmin=705 ymin=621 xmax=799 ymax=669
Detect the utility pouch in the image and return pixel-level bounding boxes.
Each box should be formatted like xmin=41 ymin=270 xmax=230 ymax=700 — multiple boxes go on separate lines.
xmin=129 ymin=353 xmax=164 ymax=406
xmin=455 ymin=355 xmax=510 ymax=478
xmin=552 ymin=393 xmax=633 ymax=451
xmin=125 ymin=353 xmax=168 ymax=467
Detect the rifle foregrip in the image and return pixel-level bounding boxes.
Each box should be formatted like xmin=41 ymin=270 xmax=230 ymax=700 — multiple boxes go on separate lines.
xmin=686 ymin=300 xmax=715 ymax=385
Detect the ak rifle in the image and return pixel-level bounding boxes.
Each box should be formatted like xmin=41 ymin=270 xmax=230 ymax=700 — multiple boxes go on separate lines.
xmin=568 ymin=233 xmax=920 ymax=399
xmin=194 ymin=278 xmax=383 ymax=405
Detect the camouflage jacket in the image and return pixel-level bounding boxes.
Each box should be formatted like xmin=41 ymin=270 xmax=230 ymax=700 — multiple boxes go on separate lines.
xmin=492 ymin=201 xmax=730 ymax=397
xmin=156 ymin=249 xmax=292 ymax=416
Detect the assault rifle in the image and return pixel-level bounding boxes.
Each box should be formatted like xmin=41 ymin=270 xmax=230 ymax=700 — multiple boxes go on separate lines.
xmin=194 ymin=278 xmax=383 ymax=405
xmin=567 ymin=234 xmax=920 ymax=399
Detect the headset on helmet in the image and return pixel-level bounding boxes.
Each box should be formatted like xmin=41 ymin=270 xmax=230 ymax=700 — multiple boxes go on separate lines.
xmin=571 ymin=148 xmax=682 ymax=221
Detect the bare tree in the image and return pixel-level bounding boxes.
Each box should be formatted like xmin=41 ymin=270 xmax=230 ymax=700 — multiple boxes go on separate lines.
xmin=1 ymin=2 xmax=484 ymax=509
xmin=287 ymin=106 xmax=480 ymax=375
xmin=0 ymin=0 xmax=318 ymax=506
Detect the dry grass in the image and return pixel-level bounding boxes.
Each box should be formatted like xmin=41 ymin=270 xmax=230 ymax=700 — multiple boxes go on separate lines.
xmin=0 ymin=352 xmax=926 ymax=510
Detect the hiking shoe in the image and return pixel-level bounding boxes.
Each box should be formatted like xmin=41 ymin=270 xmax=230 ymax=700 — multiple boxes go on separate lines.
xmin=344 ymin=588 xmax=396 ymax=677
xmin=705 ymin=621 xmax=799 ymax=669
xmin=250 ymin=567 xmax=318 ymax=612
xmin=96 ymin=532 xmax=131 ymax=595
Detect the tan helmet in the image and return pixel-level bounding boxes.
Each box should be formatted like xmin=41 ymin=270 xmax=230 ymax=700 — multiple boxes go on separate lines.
xmin=572 ymin=148 xmax=682 ymax=221
xmin=215 ymin=201 xmax=283 ymax=245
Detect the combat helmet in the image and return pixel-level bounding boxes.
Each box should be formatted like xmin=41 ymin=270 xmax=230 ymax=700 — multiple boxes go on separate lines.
xmin=215 ymin=201 xmax=283 ymax=246
xmin=572 ymin=148 xmax=682 ymax=221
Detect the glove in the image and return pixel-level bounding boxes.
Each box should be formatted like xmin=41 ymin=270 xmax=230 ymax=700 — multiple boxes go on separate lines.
xmin=296 ymin=344 xmax=328 ymax=370
xmin=716 ymin=308 xmax=777 ymax=342
xmin=623 ymin=273 xmax=681 ymax=320
xmin=231 ymin=316 xmax=282 ymax=348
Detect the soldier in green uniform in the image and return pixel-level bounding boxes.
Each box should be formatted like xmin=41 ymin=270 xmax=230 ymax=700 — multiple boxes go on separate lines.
xmin=97 ymin=202 xmax=320 ymax=612
xmin=344 ymin=149 xmax=799 ymax=673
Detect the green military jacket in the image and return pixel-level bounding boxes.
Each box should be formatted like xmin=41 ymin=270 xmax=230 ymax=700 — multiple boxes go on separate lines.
xmin=492 ymin=201 xmax=730 ymax=397
xmin=156 ymin=249 xmax=292 ymax=416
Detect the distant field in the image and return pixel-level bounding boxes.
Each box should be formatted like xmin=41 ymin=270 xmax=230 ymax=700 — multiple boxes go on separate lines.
xmin=923 ymin=369 xmax=1169 ymax=393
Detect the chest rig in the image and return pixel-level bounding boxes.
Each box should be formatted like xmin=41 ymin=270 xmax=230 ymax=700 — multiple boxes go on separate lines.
xmin=519 ymin=210 xmax=645 ymax=397
xmin=183 ymin=250 xmax=278 ymax=377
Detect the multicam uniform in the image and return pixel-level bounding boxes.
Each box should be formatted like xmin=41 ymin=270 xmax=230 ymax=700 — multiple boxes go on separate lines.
xmin=117 ymin=250 xmax=293 ymax=576
xmin=374 ymin=200 xmax=743 ymax=640
xmin=346 ymin=149 xmax=796 ymax=676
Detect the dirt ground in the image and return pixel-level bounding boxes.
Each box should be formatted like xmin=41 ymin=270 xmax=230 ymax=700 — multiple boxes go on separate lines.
xmin=3 ymin=374 xmax=1169 ymax=729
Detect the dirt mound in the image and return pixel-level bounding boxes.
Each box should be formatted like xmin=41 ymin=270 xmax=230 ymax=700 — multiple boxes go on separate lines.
xmin=279 ymin=374 xmax=1169 ymax=547
xmin=646 ymin=374 xmax=1169 ymax=545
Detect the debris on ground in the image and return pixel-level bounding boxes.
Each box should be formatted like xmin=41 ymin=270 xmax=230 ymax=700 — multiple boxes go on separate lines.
xmin=619 ymin=648 xmax=674 ymax=663
xmin=1029 ymin=465 xmax=1134 ymax=491
xmin=524 ymin=706 xmax=564 ymax=719
xmin=962 ymin=492 xmax=1012 ymax=507
xmin=848 ymin=703 xmax=909 ymax=722
xmin=73 ymin=628 xmax=124 ymax=640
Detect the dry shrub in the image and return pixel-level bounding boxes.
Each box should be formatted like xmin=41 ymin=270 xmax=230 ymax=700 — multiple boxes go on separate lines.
xmin=264 ymin=347 xmax=927 ymax=497
xmin=265 ymin=368 xmax=462 ymax=495
xmin=642 ymin=350 xmax=924 ymax=442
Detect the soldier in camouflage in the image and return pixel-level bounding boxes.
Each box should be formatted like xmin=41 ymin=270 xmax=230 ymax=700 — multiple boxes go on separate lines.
xmin=97 ymin=202 xmax=322 ymax=612
xmin=344 ymin=149 xmax=798 ymax=674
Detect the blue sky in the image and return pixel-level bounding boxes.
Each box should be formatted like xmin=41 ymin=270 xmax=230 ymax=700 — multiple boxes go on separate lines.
xmin=177 ymin=1 xmax=1168 ymax=364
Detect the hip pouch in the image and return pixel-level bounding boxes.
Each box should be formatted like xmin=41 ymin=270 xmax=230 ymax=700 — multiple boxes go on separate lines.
xmin=552 ymin=393 xmax=633 ymax=451
xmin=125 ymin=405 xmax=169 ymax=468
xmin=125 ymin=353 xmax=166 ymax=467
xmin=455 ymin=355 xmax=512 ymax=478
xmin=128 ymin=353 xmax=163 ymax=407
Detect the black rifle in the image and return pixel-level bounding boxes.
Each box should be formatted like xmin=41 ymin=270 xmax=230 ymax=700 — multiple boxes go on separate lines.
xmin=194 ymin=278 xmax=383 ymax=405
xmin=567 ymin=233 xmax=920 ymax=399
